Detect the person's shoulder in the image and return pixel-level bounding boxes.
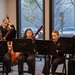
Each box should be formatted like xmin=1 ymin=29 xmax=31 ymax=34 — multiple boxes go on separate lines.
xmin=58 ymin=37 xmax=64 ymax=42
xmin=0 ymin=25 xmax=2 ymax=27
xmin=72 ymin=35 xmax=75 ymax=38
xmin=0 ymin=25 xmax=3 ymax=29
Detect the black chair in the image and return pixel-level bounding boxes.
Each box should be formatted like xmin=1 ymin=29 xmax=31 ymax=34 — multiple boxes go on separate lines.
xmin=0 ymin=61 xmax=5 ymax=74
xmin=0 ymin=41 xmax=8 ymax=74
xmin=54 ymin=55 xmax=66 ymax=75
xmin=47 ymin=54 xmax=66 ymax=75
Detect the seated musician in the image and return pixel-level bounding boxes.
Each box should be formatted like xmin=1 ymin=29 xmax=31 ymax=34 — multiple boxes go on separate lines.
xmin=18 ymin=28 xmax=36 ymax=75
xmin=0 ymin=18 xmax=11 ymax=75
xmin=42 ymin=30 xmax=66 ymax=75
xmin=0 ymin=18 xmax=16 ymax=40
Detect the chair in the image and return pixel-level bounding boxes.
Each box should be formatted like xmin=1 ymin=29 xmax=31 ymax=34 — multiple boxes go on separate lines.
xmin=50 ymin=55 xmax=66 ymax=75
xmin=36 ymin=52 xmax=44 ymax=61
xmin=22 ymin=60 xmax=35 ymax=75
xmin=0 ymin=41 xmax=9 ymax=75
xmin=0 ymin=61 xmax=5 ymax=74
xmin=55 ymin=58 xmax=66 ymax=75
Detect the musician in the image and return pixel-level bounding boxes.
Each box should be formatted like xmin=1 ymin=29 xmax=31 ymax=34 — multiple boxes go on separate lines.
xmin=0 ymin=18 xmax=9 ymax=37
xmin=0 ymin=18 xmax=11 ymax=75
xmin=6 ymin=15 xmax=15 ymax=30
xmin=42 ymin=30 xmax=66 ymax=75
xmin=0 ymin=18 xmax=16 ymax=40
xmin=18 ymin=28 xmax=36 ymax=75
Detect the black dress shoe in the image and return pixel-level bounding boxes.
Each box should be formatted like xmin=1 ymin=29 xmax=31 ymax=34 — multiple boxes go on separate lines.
xmin=6 ymin=73 xmax=8 ymax=75
xmin=19 ymin=72 xmax=22 ymax=75
xmin=32 ymin=74 xmax=35 ymax=75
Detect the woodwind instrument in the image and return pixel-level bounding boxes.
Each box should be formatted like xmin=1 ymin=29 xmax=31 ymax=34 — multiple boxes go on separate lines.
xmin=2 ymin=29 xmax=13 ymax=40
xmin=32 ymin=25 xmax=43 ymax=40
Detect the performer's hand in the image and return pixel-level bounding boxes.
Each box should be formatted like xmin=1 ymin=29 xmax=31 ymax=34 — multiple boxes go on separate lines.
xmin=15 ymin=52 xmax=20 ymax=57
xmin=56 ymin=50 xmax=59 ymax=53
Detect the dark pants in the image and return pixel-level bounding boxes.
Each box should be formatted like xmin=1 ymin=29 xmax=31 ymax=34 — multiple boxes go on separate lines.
xmin=18 ymin=54 xmax=35 ymax=75
xmin=0 ymin=54 xmax=11 ymax=74
xmin=42 ymin=55 xmax=64 ymax=75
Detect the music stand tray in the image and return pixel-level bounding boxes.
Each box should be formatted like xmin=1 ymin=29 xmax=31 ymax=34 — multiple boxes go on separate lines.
xmin=12 ymin=38 xmax=34 ymax=53
xmin=0 ymin=41 xmax=8 ymax=54
xmin=60 ymin=37 xmax=75 ymax=54
xmin=35 ymin=40 xmax=56 ymax=55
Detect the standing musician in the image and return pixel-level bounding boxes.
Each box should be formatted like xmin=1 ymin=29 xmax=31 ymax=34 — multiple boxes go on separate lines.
xmin=0 ymin=18 xmax=11 ymax=75
xmin=42 ymin=30 xmax=66 ymax=75
xmin=18 ymin=28 xmax=36 ymax=75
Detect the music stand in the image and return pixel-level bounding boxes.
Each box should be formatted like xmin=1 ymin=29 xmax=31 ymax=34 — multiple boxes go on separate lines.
xmin=60 ymin=37 xmax=75 ymax=54
xmin=35 ymin=40 xmax=56 ymax=75
xmin=13 ymin=38 xmax=34 ymax=53
xmin=0 ymin=41 xmax=8 ymax=55
xmin=35 ymin=40 xmax=56 ymax=55
xmin=6 ymin=30 xmax=16 ymax=41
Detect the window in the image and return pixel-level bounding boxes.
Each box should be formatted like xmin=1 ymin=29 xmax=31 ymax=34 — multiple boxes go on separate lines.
xmin=17 ymin=0 xmax=44 ymax=39
xmin=53 ymin=0 xmax=75 ymax=37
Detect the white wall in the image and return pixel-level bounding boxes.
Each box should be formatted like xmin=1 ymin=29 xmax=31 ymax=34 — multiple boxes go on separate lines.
xmin=6 ymin=0 xmax=16 ymax=29
xmin=0 ymin=0 xmax=6 ymax=24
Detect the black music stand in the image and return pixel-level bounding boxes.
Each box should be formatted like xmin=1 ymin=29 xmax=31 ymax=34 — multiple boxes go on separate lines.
xmin=0 ymin=41 xmax=8 ymax=55
xmin=60 ymin=37 xmax=75 ymax=54
xmin=60 ymin=37 xmax=75 ymax=75
xmin=13 ymin=38 xmax=34 ymax=53
xmin=12 ymin=38 xmax=34 ymax=74
xmin=36 ymin=40 xmax=67 ymax=75
xmin=35 ymin=40 xmax=56 ymax=75
xmin=35 ymin=40 xmax=56 ymax=55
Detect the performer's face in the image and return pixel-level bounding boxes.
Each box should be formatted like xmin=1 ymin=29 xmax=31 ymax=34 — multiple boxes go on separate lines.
xmin=52 ymin=32 xmax=59 ymax=41
xmin=26 ymin=30 xmax=33 ymax=39
xmin=3 ymin=19 xmax=8 ymax=27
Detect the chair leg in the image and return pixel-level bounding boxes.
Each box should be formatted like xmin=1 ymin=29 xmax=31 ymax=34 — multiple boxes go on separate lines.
xmin=64 ymin=62 xmax=66 ymax=75
xmin=62 ymin=61 xmax=66 ymax=75
xmin=3 ymin=62 xmax=5 ymax=74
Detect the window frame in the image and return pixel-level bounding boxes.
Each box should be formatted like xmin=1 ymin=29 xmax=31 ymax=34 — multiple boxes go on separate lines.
xmin=16 ymin=0 xmax=45 ymax=39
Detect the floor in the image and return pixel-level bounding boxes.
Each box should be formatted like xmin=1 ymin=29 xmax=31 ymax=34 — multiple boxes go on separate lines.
xmin=0 ymin=57 xmax=68 ymax=75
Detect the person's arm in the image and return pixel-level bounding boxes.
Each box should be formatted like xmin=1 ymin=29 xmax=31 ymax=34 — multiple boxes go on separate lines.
xmin=57 ymin=39 xmax=67 ymax=55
